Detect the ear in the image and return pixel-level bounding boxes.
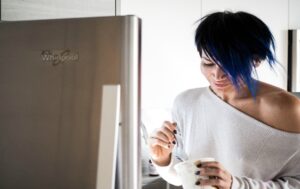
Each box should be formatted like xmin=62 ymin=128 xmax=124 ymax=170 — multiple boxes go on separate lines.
xmin=252 ymin=55 xmax=262 ymax=68
xmin=254 ymin=60 xmax=261 ymax=68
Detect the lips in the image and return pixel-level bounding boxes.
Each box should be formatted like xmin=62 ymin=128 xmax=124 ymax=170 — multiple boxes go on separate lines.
xmin=213 ymin=81 xmax=229 ymax=88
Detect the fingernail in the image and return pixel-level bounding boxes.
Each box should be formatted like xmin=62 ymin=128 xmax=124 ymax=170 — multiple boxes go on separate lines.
xmin=195 ymin=171 xmax=200 ymax=175
xmin=172 ymin=140 xmax=176 ymax=144
xmin=197 ymin=163 xmax=202 ymax=168
xmin=173 ymin=130 xmax=177 ymax=134
xmin=195 ymin=181 xmax=200 ymax=185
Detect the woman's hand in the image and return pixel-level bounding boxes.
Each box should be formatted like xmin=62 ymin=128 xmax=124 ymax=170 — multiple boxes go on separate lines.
xmin=148 ymin=121 xmax=177 ymax=166
xmin=195 ymin=161 xmax=233 ymax=189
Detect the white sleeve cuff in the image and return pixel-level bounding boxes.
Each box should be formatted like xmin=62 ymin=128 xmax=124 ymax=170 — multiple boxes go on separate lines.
xmin=152 ymin=154 xmax=182 ymax=186
xmin=231 ymin=176 xmax=241 ymax=189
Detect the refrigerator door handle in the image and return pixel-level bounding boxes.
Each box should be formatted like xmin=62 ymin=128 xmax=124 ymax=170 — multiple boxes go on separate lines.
xmin=96 ymin=85 xmax=121 ymax=189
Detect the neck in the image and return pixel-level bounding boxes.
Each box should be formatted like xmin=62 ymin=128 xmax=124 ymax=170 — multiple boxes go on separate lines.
xmin=209 ymin=85 xmax=252 ymax=102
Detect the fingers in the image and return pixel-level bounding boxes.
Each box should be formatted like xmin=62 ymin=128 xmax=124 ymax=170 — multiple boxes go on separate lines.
xmin=149 ymin=137 xmax=172 ymax=149
xmin=163 ymin=121 xmax=177 ymax=134
xmin=196 ymin=177 xmax=228 ymax=188
xmin=195 ymin=161 xmax=232 ymax=189
xmin=160 ymin=121 xmax=177 ymax=140
xmin=197 ymin=167 xmax=228 ymax=180
xmin=200 ymin=161 xmax=225 ymax=170
xmin=149 ymin=121 xmax=177 ymax=145
xmin=148 ymin=121 xmax=177 ymax=162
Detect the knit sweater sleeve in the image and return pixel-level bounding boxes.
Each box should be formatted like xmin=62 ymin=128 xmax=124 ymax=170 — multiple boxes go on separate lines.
xmin=152 ymin=153 xmax=182 ymax=186
xmin=232 ymin=175 xmax=300 ymax=189
xmin=152 ymin=90 xmax=189 ymax=186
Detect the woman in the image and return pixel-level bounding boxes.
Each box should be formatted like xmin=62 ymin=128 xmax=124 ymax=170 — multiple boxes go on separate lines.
xmin=148 ymin=11 xmax=300 ymax=189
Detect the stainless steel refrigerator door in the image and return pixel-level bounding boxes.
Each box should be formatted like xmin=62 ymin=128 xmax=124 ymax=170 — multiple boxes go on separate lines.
xmin=0 ymin=15 xmax=141 ymax=189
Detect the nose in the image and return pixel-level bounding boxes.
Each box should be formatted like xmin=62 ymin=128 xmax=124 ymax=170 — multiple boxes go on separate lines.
xmin=213 ymin=65 xmax=226 ymax=80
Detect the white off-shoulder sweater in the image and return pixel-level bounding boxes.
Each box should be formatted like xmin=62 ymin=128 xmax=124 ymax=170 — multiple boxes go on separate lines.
xmin=154 ymin=87 xmax=300 ymax=189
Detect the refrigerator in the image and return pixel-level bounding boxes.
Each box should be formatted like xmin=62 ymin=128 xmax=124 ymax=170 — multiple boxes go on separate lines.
xmin=0 ymin=16 xmax=141 ymax=189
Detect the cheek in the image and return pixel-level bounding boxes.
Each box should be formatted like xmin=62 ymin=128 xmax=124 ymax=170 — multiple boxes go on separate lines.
xmin=200 ymin=66 xmax=211 ymax=79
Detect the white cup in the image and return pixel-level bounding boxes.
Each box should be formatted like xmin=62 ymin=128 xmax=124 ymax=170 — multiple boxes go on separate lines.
xmin=174 ymin=157 xmax=216 ymax=189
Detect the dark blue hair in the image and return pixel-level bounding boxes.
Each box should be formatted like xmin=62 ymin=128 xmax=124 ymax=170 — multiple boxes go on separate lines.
xmin=195 ymin=11 xmax=276 ymax=97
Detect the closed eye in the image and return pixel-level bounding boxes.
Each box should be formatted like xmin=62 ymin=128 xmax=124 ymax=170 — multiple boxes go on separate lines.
xmin=201 ymin=62 xmax=215 ymax=67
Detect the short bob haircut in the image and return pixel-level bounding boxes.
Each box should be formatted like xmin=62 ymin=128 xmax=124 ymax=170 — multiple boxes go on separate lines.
xmin=195 ymin=11 xmax=276 ymax=97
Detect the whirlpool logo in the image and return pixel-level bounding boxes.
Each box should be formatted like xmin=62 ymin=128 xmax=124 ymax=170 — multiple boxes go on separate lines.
xmin=41 ymin=50 xmax=79 ymax=66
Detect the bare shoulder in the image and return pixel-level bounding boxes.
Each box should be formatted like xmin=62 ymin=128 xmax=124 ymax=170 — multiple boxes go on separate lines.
xmin=258 ymin=82 xmax=300 ymax=133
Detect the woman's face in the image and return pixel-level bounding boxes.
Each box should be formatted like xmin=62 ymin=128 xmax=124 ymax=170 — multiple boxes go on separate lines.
xmin=200 ymin=53 xmax=234 ymax=93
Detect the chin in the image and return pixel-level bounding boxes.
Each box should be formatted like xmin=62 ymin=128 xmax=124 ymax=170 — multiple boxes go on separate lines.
xmin=211 ymin=84 xmax=232 ymax=93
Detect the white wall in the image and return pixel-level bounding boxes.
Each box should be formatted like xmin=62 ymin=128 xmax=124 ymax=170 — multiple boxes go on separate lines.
xmin=119 ymin=0 xmax=202 ymax=112
xmin=289 ymin=0 xmax=300 ymax=29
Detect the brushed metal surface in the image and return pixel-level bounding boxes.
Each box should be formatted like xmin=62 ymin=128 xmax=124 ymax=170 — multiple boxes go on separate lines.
xmin=119 ymin=15 xmax=142 ymax=189
xmin=0 ymin=15 xmax=141 ymax=189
